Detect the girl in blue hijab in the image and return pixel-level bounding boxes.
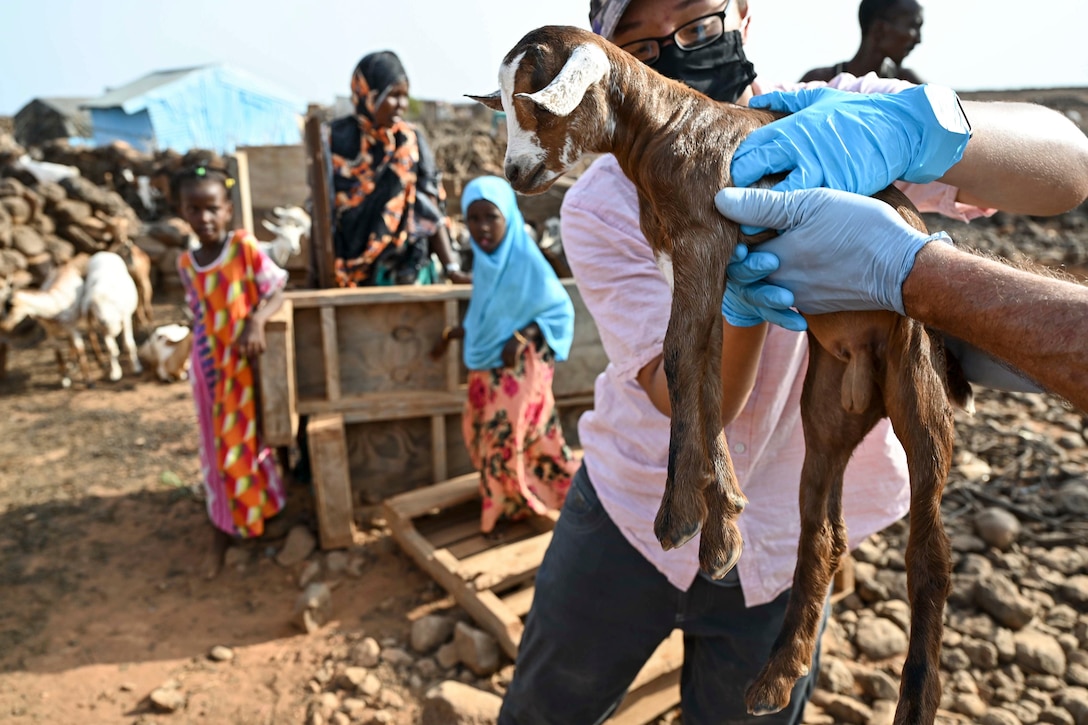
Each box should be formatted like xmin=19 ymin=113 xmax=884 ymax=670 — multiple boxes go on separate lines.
xmin=436 ymin=176 xmax=578 ymax=534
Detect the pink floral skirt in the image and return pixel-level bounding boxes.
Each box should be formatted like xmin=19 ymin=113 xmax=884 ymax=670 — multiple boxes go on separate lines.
xmin=462 ymin=344 xmax=577 ymax=533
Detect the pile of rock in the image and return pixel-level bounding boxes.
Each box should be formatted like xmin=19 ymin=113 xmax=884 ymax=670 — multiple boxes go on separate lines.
xmin=0 ymin=171 xmax=140 ymax=287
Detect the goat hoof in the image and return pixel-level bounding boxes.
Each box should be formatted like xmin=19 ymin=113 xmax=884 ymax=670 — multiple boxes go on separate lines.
xmin=699 ymin=543 xmax=742 ymax=580
xmin=654 ymin=516 xmax=702 ymax=551
xmin=747 ymin=701 xmax=786 ymax=718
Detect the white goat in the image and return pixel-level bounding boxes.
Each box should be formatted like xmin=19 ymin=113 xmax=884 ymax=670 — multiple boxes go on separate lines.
xmin=81 ymin=252 xmax=142 ymax=382
xmin=260 ymin=205 xmax=311 ymax=268
xmin=0 ymin=260 xmax=91 ymax=387
xmin=138 ymin=323 xmax=193 ymax=382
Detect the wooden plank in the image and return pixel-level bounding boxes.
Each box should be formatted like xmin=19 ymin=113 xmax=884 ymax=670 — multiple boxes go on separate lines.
xmin=501 ymin=586 xmax=535 ymax=618
xmin=458 ymin=531 xmax=553 ymax=592
xmin=444 ymin=298 xmax=461 ymax=392
xmin=304 ymin=114 xmax=335 ymax=289
xmin=387 ymin=509 xmax=523 ymax=658
xmin=320 ymin=306 xmax=341 ymax=402
xmin=299 ymin=390 xmax=465 ymax=420
xmin=628 ymin=630 xmax=684 ymax=691
xmin=385 ymin=471 xmax=479 ymax=519
xmin=234 ymin=150 xmax=254 ymax=237
xmin=431 ymin=415 xmax=447 ymax=484
xmin=307 ymin=414 xmax=355 ymax=549
xmin=426 ymin=518 xmax=482 ymax=550
xmin=383 ymin=477 xmax=683 ymax=723
xmin=445 ymin=520 xmax=538 ymax=560
xmin=608 ymin=668 xmax=682 ymax=725
xmin=258 ymin=298 xmax=296 ymax=447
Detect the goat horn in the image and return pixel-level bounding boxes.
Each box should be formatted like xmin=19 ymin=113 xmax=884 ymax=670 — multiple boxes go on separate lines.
xmin=516 ymin=43 xmax=609 ymax=117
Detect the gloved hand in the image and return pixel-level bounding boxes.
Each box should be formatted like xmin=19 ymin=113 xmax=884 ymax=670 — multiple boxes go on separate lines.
xmin=722 ymin=244 xmax=807 ymax=331
xmin=714 ymin=186 xmax=951 ymax=316
xmin=730 ymin=85 xmax=971 ymax=232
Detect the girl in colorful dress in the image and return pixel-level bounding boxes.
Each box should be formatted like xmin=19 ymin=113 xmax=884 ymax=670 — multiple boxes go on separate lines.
xmin=434 ymin=176 xmax=579 ymax=534
xmin=174 ymin=165 xmax=288 ymax=577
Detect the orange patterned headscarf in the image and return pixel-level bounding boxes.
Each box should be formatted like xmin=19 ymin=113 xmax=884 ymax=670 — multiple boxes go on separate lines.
xmin=331 ymin=51 xmax=440 ymax=286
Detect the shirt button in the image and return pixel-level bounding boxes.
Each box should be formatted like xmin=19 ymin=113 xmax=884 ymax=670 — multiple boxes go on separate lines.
xmin=733 ymin=443 xmax=746 ymax=454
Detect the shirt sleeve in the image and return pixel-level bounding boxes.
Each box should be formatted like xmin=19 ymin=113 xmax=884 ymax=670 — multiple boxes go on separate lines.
xmin=244 ymin=233 xmax=288 ymax=300
xmin=753 ymin=74 xmax=997 ymax=222
xmin=560 ymin=158 xmax=672 ymax=383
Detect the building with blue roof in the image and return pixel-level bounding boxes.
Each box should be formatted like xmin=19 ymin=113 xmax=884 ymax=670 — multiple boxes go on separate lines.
xmin=83 ymin=64 xmax=306 ymax=153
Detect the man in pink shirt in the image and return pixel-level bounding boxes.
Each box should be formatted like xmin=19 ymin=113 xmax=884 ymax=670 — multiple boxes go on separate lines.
xmin=498 ymin=1 xmax=1088 ymax=723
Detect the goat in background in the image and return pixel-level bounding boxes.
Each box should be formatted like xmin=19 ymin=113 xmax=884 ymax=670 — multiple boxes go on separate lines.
xmin=260 ymin=205 xmax=311 ymax=268
xmin=81 ymin=251 xmax=142 ymax=382
xmin=472 ymin=25 xmax=970 ymax=724
xmin=0 ymin=255 xmax=93 ymax=388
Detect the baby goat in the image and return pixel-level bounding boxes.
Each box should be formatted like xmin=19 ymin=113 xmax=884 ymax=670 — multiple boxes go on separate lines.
xmin=473 ymin=26 xmax=969 ymax=724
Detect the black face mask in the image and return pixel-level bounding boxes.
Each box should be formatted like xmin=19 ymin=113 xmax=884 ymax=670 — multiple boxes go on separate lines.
xmin=652 ymin=30 xmax=757 ymax=104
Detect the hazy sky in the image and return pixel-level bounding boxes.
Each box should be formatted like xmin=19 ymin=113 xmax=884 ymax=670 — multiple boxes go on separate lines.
xmin=2 ymin=0 xmax=1086 ymax=116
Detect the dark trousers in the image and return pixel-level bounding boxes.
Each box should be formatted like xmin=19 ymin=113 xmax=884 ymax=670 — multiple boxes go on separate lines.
xmin=499 ymin=464 xmax=828 ymax=725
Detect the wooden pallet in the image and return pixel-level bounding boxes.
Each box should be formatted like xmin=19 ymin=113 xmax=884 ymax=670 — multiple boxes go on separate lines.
xmin=383 ymin=473 xmax=684 ymax=725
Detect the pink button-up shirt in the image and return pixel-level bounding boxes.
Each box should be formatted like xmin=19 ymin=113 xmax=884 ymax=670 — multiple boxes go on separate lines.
xmin=561 ymin=73 xmax=993 ymax=607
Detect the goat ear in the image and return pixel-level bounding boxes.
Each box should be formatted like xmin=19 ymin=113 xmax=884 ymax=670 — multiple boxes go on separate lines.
xmin=516 ymin=43 xmax=609 ymax=117
xmin=261 ymin=219 xmax=278 ymax=232
xmin=272 ymin=206 xmax=288 ymax=217
xmin=466 ymin=92 xmax=503 ymax=112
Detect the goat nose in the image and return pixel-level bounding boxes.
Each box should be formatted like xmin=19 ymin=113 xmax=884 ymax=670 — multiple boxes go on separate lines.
xmin=504 ymin=163 xmax=521 ymax=186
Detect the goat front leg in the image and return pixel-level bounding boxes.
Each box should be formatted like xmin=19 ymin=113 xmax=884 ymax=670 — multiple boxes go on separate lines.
xmin=653 ymin=235 xmax=744 ymax=577
xmin=747 ymin=338 xmax=882 ymax=716
xmin=70 ymin=330 xmax=93 ymax=386
xmin=885 ymin=323 xmax=955 ymax=725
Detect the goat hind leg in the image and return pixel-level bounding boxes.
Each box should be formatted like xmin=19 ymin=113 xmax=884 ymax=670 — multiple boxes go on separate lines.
xmin=747 ymin=343 xmax=881 ymax=716
xmin=885 ymin=328 xmax=955 ymax=725
xmin=123 ymin=315 xmax=143 ymax=374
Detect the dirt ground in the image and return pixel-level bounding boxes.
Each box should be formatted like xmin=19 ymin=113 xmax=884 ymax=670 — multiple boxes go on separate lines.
xmin=0 ymin=300 xmax=440 ymax=725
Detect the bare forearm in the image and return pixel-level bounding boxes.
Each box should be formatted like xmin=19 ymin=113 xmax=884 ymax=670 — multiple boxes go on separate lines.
xmin=903 ymin=244 xmax=1088 ymax=410
xmin=251 ymin=289 xmax=285 ymax=326
xmin=428 ymin=225 xmax=458 ymax=267
xmin=943 ymin=101 xmax=1088 ymax=215
xmin=636 ymin=321 xmax=768 ymax=424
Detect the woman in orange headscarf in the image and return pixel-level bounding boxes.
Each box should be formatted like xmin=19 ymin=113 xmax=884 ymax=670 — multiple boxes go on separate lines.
xmin=329 ymin=51 xmax=469 ymax=287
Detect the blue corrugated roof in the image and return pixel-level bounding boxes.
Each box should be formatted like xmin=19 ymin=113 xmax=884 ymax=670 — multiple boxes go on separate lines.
xmin=82 ymin=64 xmax=305 ymax=114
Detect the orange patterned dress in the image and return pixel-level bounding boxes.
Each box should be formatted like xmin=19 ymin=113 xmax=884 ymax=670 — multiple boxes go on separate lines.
xmin=178 ymin=231 xmax=288 ymax=537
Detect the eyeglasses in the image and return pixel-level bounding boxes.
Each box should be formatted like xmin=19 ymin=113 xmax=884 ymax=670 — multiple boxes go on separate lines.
xmin=619 ymin=0 xmax=733 ymax=66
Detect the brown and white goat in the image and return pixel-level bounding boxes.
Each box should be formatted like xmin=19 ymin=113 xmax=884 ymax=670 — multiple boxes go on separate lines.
xmin=0 ymin=257 xmax=93 ymax=387
xmin=472 ymin=26 xmax=971 ymax=724
xmin=106 ymin=217 xmax=155 ymax=329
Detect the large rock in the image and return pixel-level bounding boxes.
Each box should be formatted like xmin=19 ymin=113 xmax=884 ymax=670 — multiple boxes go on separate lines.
xmin=453 ymin=622 xmax=500 ymax=676
xmin=421 ymin=680 xmax=502 ymax=725
xmin=974 ymin=507 xmax=1021 ymax=550
xmin=1015 ymin=629 xmax=1068 ymax=676
xmin=976 ymin=574 xmax=1038 ymax=629
xmin=278 ymin=524 xmax=317 ymax=567
xmin=411 ymin=614 xmax=457 ymax=653
xmin=854 ymin=616 xmax=908 ymax=660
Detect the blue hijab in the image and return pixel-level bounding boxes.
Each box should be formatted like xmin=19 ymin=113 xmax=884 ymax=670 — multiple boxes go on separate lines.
xmin=461 ymin=176 xmax=574 ymax=370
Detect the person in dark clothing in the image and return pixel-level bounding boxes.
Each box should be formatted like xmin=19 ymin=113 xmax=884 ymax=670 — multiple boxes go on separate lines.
xmin=328 ymin=51 xmax=470 ymax=287
xmin=800 ymin=0 xmax=924 ymax=83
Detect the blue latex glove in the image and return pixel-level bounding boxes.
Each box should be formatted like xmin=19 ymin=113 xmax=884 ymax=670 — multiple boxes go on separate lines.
xmin=731 ymin=84 xmax=971 ymax=233
xmin=716 ymin=187 xmax=1043 ymax=393
xmin=722 ymin=244 xmax=807 ymax=331
xmin=714 ymin=186 xmax=951 ymax=315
